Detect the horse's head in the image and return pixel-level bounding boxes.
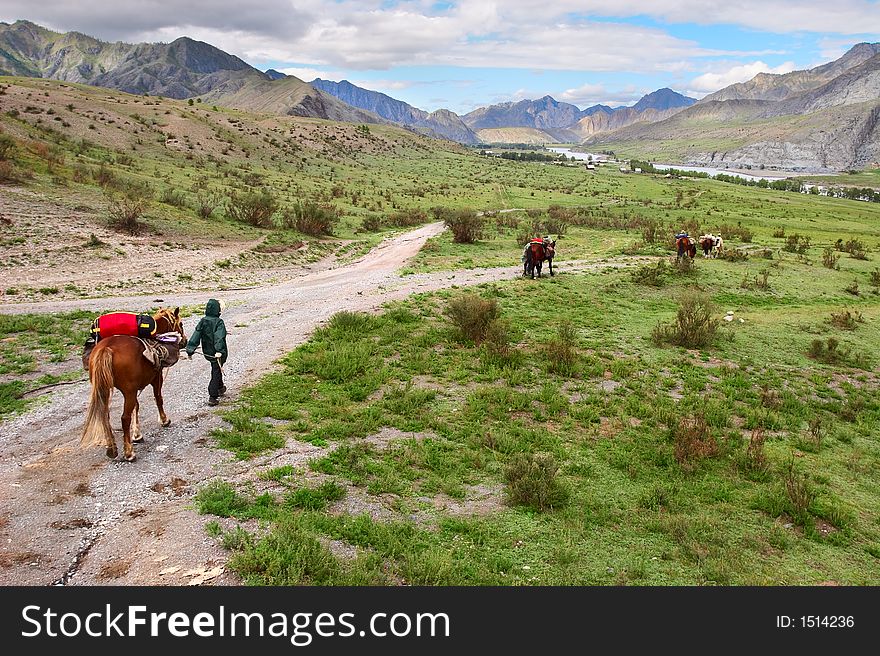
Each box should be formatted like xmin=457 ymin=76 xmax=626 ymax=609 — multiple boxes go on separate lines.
xmin=153 ymin=307 xmax=186 ymax=346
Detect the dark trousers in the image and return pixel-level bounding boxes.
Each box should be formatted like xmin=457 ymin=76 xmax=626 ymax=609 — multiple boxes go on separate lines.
xmin=208 ymin=359 xmax=224 ymax=399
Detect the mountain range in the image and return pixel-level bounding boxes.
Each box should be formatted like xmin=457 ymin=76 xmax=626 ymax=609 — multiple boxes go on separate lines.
xmin=1 ymin=19 xmax=878 ymax=170
xmin=586 ymin=43 xmax=880 ymax=171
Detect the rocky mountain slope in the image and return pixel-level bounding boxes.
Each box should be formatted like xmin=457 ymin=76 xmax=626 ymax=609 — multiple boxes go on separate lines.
xmin=463 ymin=89 xmax=695 ymax=143
xmin=0 ymin=20 xmax=382 ymax=124
xmin=585 ymin=44 xmax=880 ymax=171
xmin=310 ymin=78 xmax=480 ymax=143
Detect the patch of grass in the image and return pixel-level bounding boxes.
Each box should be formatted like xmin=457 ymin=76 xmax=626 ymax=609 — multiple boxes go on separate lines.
xmin=284 ymin=481 xmax=346 ymax=510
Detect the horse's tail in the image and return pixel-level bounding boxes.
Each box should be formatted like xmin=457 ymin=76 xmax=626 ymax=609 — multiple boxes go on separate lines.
xmin=81 ymin=345 xmax=114 ymax=448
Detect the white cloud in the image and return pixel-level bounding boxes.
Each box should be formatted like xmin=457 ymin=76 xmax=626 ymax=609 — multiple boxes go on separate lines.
xmin=687 ymin=60 xmax=797 ymax=95
xmin=350 ymin=79 xmax=420 ymax=91
xmin=563 ymin=1 xmax=880 ymax=35
xmin=276 ymin=67 xmax=346 ymax=82
xmin=559 ymin=83 xmax=642 ymax=107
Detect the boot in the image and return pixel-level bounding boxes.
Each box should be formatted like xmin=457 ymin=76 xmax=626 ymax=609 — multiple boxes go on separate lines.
xmin=208 ymin=397 xmax=219 ymax=406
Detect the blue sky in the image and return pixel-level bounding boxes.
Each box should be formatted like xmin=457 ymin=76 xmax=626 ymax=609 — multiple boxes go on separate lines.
xmin=3 ymin=0 xmax=879 ymax=113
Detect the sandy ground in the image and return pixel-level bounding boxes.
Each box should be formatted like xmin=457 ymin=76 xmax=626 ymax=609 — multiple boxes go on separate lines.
xmin=0 ymin=221 xmax=651 ymax=586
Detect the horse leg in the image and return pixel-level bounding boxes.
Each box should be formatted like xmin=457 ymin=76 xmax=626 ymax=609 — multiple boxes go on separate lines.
xmin=131 ymin=399 xmax=143 ymax=444
xmin=153 ymin=375 xmax=171 ymax=428
xmin=548 ymin=258 xmax=554 ymax=277
xmin=121 ymin=391 xmax=138 ymax=462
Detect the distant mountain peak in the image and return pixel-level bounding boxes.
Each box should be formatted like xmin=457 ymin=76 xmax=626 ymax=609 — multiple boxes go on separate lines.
xmin=632 ymin=88 xmax=696 ymax=112
xmin=265 ymin=69 xmax=287 ymax=80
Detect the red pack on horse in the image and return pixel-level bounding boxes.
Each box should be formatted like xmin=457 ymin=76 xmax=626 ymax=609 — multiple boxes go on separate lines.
xmin=81 ymin=308 xmax=186 ymax=462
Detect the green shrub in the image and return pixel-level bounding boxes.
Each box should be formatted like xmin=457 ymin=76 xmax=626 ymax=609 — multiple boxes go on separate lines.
xmin=504 ymin=452 xmax=569 ymax=511
xmin=631 ymin=260 xmax=668 ymax=286
xmin=651 ymin=292 xmax=720 ymax=348
xmin=105 ymin=180 xmax=152 ymax=234
xmin=671 ymin=413 xmax=718 ymax=471
xmin=433 ymin=207 xmax=485 ymax=243
xmin=544 ymin=320 xmax=579 ymax=376
xmin=281 ymin=200 xmax=339 ymax=236
xmin=226 ymin=189 xmax=278 ymax=228
xmin=445 ymin=294 xmax=500 ymax=344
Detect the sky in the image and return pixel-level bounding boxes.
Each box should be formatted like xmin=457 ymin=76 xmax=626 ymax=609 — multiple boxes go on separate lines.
xmin=2 ymin=1 xmax=879 ymax=114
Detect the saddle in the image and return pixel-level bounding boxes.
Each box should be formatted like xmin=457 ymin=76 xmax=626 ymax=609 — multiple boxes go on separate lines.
xmin=81 ymin=333 xmax=182 ymax=372
xmin=139 ymin=334 xmax=182 ymax=371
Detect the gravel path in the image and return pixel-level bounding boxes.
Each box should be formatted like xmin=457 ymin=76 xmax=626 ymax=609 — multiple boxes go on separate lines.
xmin=0 ymin=222 xmax=651 ymax=585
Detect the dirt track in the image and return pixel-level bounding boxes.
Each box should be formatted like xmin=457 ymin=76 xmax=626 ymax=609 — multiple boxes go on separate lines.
xmin=0 ymin=222 xmax=651 ymax=585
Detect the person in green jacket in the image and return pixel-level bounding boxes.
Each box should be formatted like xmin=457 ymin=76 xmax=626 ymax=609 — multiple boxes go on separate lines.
xmin=185 ymin=299 xmax=228 ymax=406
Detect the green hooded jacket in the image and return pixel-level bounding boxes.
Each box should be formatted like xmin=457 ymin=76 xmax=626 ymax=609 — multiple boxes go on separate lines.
xmin=186 ymin=299 xmax=228 ymax=364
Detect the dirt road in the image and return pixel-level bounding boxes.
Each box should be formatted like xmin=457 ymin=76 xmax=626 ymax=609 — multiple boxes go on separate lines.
xmin=0 ymin=222 xmax=650 ymax=585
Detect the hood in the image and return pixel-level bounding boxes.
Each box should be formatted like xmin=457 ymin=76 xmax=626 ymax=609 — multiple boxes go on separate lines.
xmin=205 ymin=298 xmax=221 ymax=317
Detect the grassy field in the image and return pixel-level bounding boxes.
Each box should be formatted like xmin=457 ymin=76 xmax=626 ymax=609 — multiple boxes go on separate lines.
xmin=193 ymin=168 xmax=880 ymax=585
xmin=3 ymin=77 xmax=880 ymax=585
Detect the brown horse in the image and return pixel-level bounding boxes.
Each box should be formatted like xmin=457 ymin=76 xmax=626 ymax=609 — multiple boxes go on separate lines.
xmin=525 ymin=240 xmax=556 ymax=279
xmin=676 ymin=236 xmax=696 ymax=261
xmin=81 ymin=308 xmax=186 ymax=462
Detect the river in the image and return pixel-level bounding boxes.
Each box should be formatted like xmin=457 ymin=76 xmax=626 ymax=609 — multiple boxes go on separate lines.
xmin=547 ymin=148 xmax=787 ymax=182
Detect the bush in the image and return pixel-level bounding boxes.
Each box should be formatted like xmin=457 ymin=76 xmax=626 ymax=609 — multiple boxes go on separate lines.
xmin=782 ymin=458 xmax=815 ymax=525
xmin=545 ymin=205 xmax=572 ymax=235
xmin=226 ymin=189 xmax=278 ymax=228
xmin=718 ymin=249 xmax=749 ymax=262
xmin=193 ymin=190 xmax=222 ymax=219
xmin=360 ymin=213 xmax=384 ymax=232
xmin=387 ymin=208 xmax=426 ymax=227
xmin=822 ymin=247 xmax=840 ymax=270
xmin=105 ymin=180 xmax=152 ymax=234
xmin=871 ymin=269 xmax=880 ymax=287
xmin=543 ymin=320 xmax=579 ymax=375
xmin=445 ymin=294 xmax=499 ymax=344
xmin=0 ymin=160 xmax=19 ymax=183
xmin=433 ymin=207 xmax=484 ymax=243
xmin=829 ymin=309 xmax=864 ymax=330
xmin=744 ymin=428 xmax=767 ymax=473
xmin=672 ymin=414 xmax=718 ymax=471
xmin=671 ymin=256 xmax=695 ymax=275
xmin=844 ymin=280 xmax=860 ymax=296
xmin=160 ymin=187 xmax=186 ymax=207
xmin=651 ymin=292 xmax=720 ymax=348
xmin=631 ymin=260 xmax=668 ymax=286
xmin=0 ymin=133 xmax=16 ymax=161
xmin=840 ymin=239 xmax=868 ymax=260
xmin=783 ymin=234 xmax=810 ymax=253
xmin=806 ymin=337 xmax=866 ymax=367
xmin=504 ymin=452 xmax=569 ymax=511
xmin=482 ymin=318 xmax=513 ymax=359
xmin=281 ymin=201 xmax=339 ymax=236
